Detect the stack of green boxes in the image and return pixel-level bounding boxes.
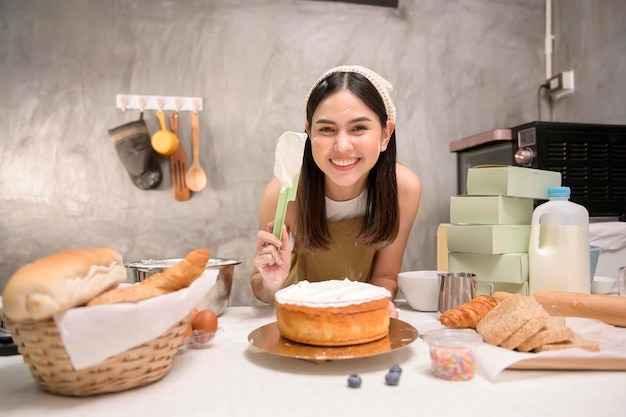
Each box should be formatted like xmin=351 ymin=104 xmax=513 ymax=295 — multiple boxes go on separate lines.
xmin=446 ymin=165 xmax=562 ymax=295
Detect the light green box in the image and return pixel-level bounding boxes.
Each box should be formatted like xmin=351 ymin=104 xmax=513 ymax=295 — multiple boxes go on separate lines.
xmin=448 ymin=252 xmax=528 ymax=283
xmin=446 ymin=225 xmax=530 ymax=254
xmin=489 ymin=281 xmax=529 ymax=296
xmin=467 ymin=165 xmax=562 ymax=199
xmin=450 ymin=195 xmax=533 ymax=225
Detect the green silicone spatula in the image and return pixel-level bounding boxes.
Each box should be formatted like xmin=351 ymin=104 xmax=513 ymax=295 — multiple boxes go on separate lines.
xmin=272 ymin=131 xmax=307 ymax=240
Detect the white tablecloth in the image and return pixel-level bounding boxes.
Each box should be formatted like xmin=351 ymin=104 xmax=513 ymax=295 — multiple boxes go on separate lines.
xmin=1 ymin=303 xmax=625 ymax=417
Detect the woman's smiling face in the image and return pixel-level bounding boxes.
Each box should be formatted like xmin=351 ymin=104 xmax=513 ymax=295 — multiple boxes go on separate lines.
xmin=307 ymin=89 xmax=394 ymax=201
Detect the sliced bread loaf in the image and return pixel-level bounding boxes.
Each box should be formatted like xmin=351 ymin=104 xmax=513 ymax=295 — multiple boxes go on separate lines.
xmin=476 ymin=294 xmax=539 ymax=346
xmin=499 ymin=304 xmax=550 ymax=350
xmin=516 ymin=316 xmax=574 ymax=352
xmin=534 ymin=333 xmax=600 ymax=353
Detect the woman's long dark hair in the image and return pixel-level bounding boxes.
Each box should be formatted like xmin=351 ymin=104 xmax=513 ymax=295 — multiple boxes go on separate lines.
xmin=296 ymin=71 xmax=399 ymax=251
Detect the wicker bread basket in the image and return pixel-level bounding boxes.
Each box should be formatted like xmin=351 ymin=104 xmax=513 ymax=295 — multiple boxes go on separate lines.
xmin=3 ymin=315 xmax=188 ymax=397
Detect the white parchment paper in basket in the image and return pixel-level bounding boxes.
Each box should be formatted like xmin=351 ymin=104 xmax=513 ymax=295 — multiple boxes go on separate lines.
xmin=54 ymin=270 xmax=218 ymax=370
xmin=418 ymin=317 xmax=626 ymax=381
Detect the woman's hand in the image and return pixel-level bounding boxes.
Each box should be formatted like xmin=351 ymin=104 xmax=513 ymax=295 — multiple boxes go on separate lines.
xmin=389 ymin=300 xmax=399 ymax=319
xmin=251 ymin=224 xmax=292 ymax=302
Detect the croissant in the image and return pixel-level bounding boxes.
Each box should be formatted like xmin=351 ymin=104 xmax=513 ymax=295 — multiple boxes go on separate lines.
xmin=439 ymin=295 xmax=499 ymax=329
xmin=87 ymin=249 xmax=209 ymax=306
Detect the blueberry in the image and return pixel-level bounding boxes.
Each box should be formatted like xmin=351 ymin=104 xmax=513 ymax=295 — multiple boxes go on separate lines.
xmin=347 ymin=374 xmax=362 ymax=388
xmin=389 ymin=364 xmax=402 ymax=375
xmin=385 ymin=371 xmax=400 ymax=386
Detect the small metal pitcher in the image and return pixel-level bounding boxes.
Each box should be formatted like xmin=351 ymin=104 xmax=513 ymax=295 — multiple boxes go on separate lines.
xmin=437 ymin=272 xmax=494 ymax=314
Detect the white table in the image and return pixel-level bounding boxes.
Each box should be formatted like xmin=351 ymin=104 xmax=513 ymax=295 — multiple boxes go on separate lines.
xmin=1 ymin=303 xmax=625 ymax=417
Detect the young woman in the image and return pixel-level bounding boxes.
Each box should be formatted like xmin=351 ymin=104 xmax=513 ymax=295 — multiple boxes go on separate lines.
xmin=251 ymin=65 xmax=422 ymax=317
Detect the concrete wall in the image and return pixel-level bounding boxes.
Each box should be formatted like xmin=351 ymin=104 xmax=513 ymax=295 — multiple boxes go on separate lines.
xmin=550 ymin=0 xmax=626 ymax=123
xmin=1 ymin=0 xmax=623 ymax=307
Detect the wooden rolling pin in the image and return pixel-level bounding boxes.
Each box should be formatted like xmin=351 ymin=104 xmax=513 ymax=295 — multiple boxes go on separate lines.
xmin=493 ymin=290 xmax=626 ymax=328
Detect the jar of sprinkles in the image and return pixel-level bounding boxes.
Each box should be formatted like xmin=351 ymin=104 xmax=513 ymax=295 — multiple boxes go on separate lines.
xmin=423 ymin=328 xmax=483 ymax=381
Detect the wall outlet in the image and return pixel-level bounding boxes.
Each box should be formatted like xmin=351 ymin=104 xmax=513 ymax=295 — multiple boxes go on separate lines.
xmin=547 ymin=70 xmax=575 ymax=99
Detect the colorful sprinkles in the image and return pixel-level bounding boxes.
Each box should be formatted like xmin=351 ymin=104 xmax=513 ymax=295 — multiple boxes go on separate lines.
xmin=428 ymin=346 xmax=477 ymax=381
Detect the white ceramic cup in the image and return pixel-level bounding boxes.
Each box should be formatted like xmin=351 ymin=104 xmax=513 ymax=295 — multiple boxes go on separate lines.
xmin=397 ymin=270 xmax=444 ymax=312
xmin=591 ymin=275 xmax=617 ymax=294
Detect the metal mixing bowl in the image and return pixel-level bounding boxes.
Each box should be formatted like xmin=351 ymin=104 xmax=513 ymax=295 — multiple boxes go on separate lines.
xmin=125 ymin=257 xmax=241 ymax=316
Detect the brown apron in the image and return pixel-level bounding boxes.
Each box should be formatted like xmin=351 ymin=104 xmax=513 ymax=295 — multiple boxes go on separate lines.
xmin=282 ymin=218 xmax=377 ymax=287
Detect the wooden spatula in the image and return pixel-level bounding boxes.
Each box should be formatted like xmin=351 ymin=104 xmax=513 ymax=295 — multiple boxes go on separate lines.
xmin=168 ymin=112 xmax=191 ymax=201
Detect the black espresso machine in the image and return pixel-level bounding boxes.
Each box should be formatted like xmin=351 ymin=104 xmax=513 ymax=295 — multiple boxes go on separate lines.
xmin=450 ymin=121 xmax=626 ymax=220
xmin=0 ymin=321 xmax=19 ymax=356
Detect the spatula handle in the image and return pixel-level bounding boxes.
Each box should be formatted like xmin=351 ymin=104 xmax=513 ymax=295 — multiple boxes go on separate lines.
xmin=272 ymin=173 xmax=300 ymax=240
xmin=272 ymin=191 xmax=289 ymax=240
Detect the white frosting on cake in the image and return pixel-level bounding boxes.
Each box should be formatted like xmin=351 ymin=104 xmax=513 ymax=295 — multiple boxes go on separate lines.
xmin=275 ymin=279 xmax=390 ymax=307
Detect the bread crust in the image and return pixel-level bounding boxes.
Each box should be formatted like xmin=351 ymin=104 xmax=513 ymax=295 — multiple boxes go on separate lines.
xmin=2 ymin=248 xmax=126 ymax=321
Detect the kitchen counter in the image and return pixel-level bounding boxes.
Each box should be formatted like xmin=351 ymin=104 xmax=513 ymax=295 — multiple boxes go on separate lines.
xmin=1 ymin=303 xmax=625 ymax=417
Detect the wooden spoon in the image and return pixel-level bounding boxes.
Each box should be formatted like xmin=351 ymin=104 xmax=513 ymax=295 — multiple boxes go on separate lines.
xmin=185 ymin=110 xmax=207 ymax=192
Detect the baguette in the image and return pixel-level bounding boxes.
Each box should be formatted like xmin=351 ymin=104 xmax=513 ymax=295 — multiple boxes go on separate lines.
xmin=87 ymin=248 xmax=209 ymax=306
xmin=2 ymin=248 xmax=127 ymax=321
xmin=439 ymin=295 xmax=499 ymax=329
xmin=141 ymin=248 xmax=209 ymax=292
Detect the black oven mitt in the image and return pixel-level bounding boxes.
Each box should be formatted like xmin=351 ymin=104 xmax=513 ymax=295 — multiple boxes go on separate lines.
xmin=108 ymin=114 xmax=162 ymax=190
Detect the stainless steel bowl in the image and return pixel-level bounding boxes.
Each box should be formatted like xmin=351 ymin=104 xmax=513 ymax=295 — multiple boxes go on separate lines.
xmin=124 ymin=257 xmax=241 ymax=316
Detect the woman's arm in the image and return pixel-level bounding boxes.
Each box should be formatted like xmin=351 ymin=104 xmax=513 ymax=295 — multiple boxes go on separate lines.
xmin=250 ymin=177 xmax=294 ymax=303
xmin=368 ymin=163 xmax=422 ymax=299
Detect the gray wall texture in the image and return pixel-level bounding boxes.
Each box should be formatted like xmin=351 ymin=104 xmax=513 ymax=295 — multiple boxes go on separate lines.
xmin=1 ymin=0 xmax=624 ymax=306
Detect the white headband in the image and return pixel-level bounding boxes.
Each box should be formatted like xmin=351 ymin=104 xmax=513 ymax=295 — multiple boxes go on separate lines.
xmin=304 ymin=65 xmax=396 ymax=123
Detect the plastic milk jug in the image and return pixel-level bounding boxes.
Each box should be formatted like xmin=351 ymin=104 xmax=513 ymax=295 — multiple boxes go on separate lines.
xmin=528 ymin=186 xmax=591 ymax=294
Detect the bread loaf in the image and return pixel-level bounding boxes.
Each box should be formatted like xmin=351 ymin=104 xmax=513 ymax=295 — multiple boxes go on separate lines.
xmin=499 ymin=304 xmax=549 ymax=350
xmin=2 ymin=248 xmax=127 ymax=321
xmin=87 ymin=248 xmax=209 ymax=306
xmin=476 ymin=294 xmax=540 ymax=346
xmin=479 ymin=293 xmax=602 ymax=353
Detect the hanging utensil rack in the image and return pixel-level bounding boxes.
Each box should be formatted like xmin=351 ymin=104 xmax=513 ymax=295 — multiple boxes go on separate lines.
xmin=116 ymin=94 xmax=203 ymax=112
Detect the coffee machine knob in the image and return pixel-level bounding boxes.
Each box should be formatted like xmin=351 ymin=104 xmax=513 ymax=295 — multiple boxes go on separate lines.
xmin=514 ymin=148 xmax=534 ymax=165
